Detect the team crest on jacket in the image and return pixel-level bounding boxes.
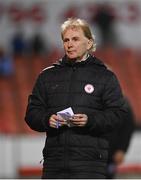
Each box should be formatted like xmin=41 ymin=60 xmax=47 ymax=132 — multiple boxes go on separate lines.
xmin=84 ymin=84 xmax=94 ymax=94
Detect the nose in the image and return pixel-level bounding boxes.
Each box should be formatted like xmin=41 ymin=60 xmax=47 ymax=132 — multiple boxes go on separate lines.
xmin=67 ymin=40 xmax=73 ymax=48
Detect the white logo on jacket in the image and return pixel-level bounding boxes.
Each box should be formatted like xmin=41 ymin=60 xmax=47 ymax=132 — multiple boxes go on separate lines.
xmin=84 ymin=84 xmax=94 ymax=94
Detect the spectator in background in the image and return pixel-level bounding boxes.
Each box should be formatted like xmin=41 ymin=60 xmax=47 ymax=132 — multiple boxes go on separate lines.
xmin=28 ymin=32 xmax=47 ymax=57
xmin=107 ymin=97 xmax=135 ymax=179
xmin=93 ymin=3 xmax=116 ymax=47
xmin=0 ymin=47 xmax=14 ymax=77
xmin=11 ymin=30 xmax=27 ymax=57
xmin=25 ymin=18 xmax=128 ymax=179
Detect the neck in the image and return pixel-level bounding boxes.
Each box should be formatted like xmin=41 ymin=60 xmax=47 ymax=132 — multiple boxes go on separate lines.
xmin=76 ymin=53 xmax=89 ymax=62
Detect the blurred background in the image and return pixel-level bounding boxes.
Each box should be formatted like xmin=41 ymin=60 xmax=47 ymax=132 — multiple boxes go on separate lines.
xmin=0 ymin=0 xmax=141 ymax=178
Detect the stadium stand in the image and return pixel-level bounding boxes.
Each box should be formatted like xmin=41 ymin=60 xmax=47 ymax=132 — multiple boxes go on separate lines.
xmin=1 ymin=48 xmax=141 ymax=178
xmin=1 ymin=47 xmax=141 ymax=134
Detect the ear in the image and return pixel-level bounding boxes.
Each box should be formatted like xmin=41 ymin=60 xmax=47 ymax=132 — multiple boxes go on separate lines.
xmin=87 ymin=39 xmax=93 ymax=50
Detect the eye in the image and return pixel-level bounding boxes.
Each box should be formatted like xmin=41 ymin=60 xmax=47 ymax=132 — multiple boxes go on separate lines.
xmin=73 ymin=37 xmax=79 ymax=41
xmin=63 ymin=38 xmax=69 ymax=42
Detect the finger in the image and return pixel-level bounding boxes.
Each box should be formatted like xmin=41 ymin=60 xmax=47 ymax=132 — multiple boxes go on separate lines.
xmin=73 ymin=114 xmax=83 ymax=119
xmin=49 ymin=118 xmax=57 ymax=128
xmin=75 ymin=122 xmax=85 ymax=127
xmin=50 ymin=121 xmax=57 ymax=128
xmin=71 ymin=118 xmax=86 ymax=123
xmin=50 ymin=119 xmax=67 ymax=128
xmin=73 ymin=114 xmax=87 ymax=119
xmin=49 ymin=118 xmax=56 ymax=125
xmin=71 ymin=118 xmax=87 ymax=126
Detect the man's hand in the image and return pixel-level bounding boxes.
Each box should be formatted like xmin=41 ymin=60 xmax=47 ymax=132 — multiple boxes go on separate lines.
xmin=70 ymin=114 xmax=88 ymax=127
xmin=49 ymin=114 xmax=67 ymax=128
xmin=113 ymin=150 xmax=125 ymax=165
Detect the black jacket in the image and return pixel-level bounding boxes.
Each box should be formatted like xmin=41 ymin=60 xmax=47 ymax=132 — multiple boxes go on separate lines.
xmin=25 ymin=54 xmax=127 ymax=178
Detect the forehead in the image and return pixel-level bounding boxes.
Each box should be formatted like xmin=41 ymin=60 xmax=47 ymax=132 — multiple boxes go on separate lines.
xmin=63 ymin=26 xmax=85 ymax=38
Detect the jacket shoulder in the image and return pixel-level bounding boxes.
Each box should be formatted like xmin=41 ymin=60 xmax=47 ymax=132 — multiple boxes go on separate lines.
xmin=40 ymin=65 xmax=57 ymax=75
xmin=42 ymin=65 xmax=55 ymax=72
xmin=94 ymin=57 xmax=118 ymax=82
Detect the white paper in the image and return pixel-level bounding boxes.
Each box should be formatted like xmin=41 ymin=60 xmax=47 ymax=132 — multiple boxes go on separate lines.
xmin=57 ymin=107 xmax=74 ymax=127
xmin=57 ymin=107 xmax=74 ymax=116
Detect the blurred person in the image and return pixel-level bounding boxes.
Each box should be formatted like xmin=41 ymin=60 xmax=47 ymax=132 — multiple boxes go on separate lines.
xmin=0 ymin=47 xmax=14 ymax=77
xmin=106 ymin=97 xmax=135 ymax=179
xmin=93 ymin=3 xmax=116 ymax=47
xmin=25 ymin=18 xmax=128 ymax=179
xmin=11 ymin=30 xmax=27 ymax=57
xmin=28 ymin=32 xmax=47 ymax=57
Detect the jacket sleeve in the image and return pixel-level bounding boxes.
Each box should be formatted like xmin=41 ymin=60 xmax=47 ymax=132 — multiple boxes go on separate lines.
xmin=25 ymin=73 xmax=51 ymax=132
xmin=113 ymin=98 xmax=135 ymax=152
xmin=86 ymin=72 xmax=128 ymax=133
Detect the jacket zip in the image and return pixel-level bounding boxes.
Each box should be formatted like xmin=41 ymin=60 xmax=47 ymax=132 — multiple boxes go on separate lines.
xmin=64 ymin=66 xmax=76 ymax=176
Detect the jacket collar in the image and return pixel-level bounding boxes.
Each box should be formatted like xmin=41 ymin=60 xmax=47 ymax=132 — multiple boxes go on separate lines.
xmin=54 ymin=54 xmax=106 ymax=68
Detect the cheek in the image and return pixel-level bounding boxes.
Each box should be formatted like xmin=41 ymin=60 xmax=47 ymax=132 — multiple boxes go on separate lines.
xmin=80 ymin=43 xmax=88 ymax=52
xmin=63 ymin=44 xmax=67 ymax=50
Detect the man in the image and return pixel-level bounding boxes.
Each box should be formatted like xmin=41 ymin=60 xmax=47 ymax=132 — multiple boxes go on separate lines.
xmin=93 ymin=3 xmax=116 ymax=47
xmin=25 ymin=18 xmax=127 ymax=179
xmin=107 ymin=97 xmax=135 ymax=179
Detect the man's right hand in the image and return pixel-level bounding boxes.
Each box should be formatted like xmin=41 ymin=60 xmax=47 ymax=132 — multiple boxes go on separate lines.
xmin=49 ymin=114 xmax=67 ymax=128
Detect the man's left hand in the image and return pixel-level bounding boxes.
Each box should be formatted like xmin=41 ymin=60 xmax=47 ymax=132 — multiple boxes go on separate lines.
xmin=70 ymin=114 xmax=88 ymax=127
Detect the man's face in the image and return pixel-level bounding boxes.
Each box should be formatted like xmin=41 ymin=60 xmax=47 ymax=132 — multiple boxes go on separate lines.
xmin=62 ymin=27 xmax=91 ymax=60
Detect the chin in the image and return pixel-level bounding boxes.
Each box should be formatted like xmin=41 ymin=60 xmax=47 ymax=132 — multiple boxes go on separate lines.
xmin=68 ymin=55 xmax=77 ymax=60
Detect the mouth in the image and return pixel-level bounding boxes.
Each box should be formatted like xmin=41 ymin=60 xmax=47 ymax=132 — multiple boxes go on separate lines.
xmin=67 ymin=50 xmax=76 ymax=54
